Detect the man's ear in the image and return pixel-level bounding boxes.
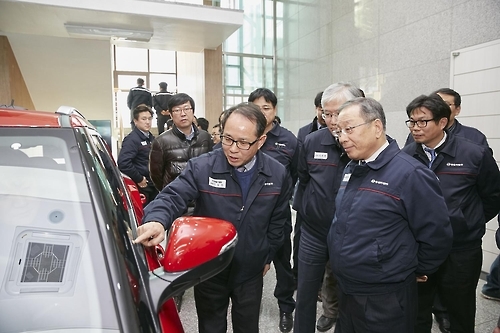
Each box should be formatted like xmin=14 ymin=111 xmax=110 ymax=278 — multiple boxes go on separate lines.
xmin=257 ymin=135 xmax=267 ymax=149
xmin=373 ymin=119 xmax=384 ymax=139
xmin=439 ymin=117 xmax=448 ymax=130
xmin=454 ymin=105 xmax=461 ymax=117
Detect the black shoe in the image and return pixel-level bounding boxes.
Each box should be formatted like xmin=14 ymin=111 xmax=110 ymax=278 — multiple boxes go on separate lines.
xmin=279 ymin=311 xmax=293 ymax=333
xmin=434 ymin=314 xmax=451 ymax=333
xmin=316 ymin=315 xmax=336 ymax=332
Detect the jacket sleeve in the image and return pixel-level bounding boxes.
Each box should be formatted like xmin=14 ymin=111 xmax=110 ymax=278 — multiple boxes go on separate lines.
xmin=117 ymin=135 xmax=143 ymax=183
xmin=402 ymin=166 xmax=453 ymax=275
xmin=143 ymin=159 xmax=200 ymax=230
xmin=476 ymin=148 xmax=500 ymax=222
xmin=266 ymin=170 xmax=293 ymax=263
xmin=292 ymin=137 xmax=309 ymax=211
xmin=127 ymin=90 xmax=133 ymax=110
xmin=149 ymin=138 xmax=165 ymax=191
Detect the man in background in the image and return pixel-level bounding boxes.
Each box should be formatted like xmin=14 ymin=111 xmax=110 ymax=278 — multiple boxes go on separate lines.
xmin=127 ymin=78 xmax=152 ymax=128
xmin=152 ymin=81 xmax=172 ymax=135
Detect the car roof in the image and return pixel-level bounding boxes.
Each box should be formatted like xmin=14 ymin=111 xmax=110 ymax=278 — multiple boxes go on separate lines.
xmin=0 ymin=106 xmax=94 ymax=129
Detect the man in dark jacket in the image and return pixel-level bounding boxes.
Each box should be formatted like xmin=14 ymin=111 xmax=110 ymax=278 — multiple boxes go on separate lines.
xmin=127 ymin=78 xmax=152 ymax=128
xmin=152 ymin=81 xmax=172 ymax=135
xmin=149 ymin=93 xmax=212 ymax=191
xmin=293 ymin=83 xmax=364 ymax=333
xmin=329 ymin=97 xmax=452 ymax=333
xmin=402 ymin=94 xmax=500 ymax=333
xmin=248 ymin=88 xmax=298 ymax=333
xmin=117 ymin=104 xmax=157 ymax=205
xmin=135 ymin=103 xmax=293 ymax=333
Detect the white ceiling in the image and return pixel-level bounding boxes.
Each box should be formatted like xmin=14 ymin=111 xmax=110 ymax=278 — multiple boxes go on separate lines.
xmin=0 ymin=0 xmax=244 ymax=52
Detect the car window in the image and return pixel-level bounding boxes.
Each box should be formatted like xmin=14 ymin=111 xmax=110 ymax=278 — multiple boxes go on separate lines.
xmin=0 ymin=128 xmax=120 ymax=332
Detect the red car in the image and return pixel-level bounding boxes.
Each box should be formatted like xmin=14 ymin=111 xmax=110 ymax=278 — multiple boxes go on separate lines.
xmin=0 ymin=106 xmax=237 ymax=333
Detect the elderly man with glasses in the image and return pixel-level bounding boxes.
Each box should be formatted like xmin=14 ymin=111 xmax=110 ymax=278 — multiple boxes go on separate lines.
xmin=135 ymin=102 xmax=293 ymax=333
xmin=327 ymin=97 xmax=453 ymax=333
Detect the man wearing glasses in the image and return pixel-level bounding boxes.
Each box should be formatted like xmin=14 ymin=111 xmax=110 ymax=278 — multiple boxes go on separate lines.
xmin=135 ymin=103 xmax=293 ymax=333
xmin=248 ymin=88 xmax=298 ymax=333
xmin=293 ymin=83 xmax=364 ymax=333
xmin=402 ymin=94 xmax=500 ymax=333
xmin=149 ymin=93 xmax=212 ymax=192
xmin=328 ymin=97 xmax=452 ymax=333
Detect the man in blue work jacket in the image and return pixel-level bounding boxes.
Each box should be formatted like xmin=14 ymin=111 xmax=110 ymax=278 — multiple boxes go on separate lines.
xmin=135 ymin=102 xmax=293 ymax=333
xmin=248 ymin=88 xmax=298 ymax=333
xmin=403 ymin=94 xmax=500 ymax=333
xmin=328 ymin=97 xmax=453 ymax=333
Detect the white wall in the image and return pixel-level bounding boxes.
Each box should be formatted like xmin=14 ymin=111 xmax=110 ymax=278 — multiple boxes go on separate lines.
xmin=177 ymin=51 xmax=206 ymax=118
xmin=6 ymin=33 xmax=114 ymax=121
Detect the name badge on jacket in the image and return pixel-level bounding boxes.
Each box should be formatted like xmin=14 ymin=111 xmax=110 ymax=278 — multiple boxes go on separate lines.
xmin=209 ymin=177 xmax=226 ymax=188
xmin=141 ymin=141 xmax=147 ymax=146
xmin=314 ymin=152 xmax=328 ymax=160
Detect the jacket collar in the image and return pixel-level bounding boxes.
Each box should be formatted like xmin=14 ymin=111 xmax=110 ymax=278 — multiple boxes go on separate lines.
xmin=172 ymin=123 xmax=198 ymax=140
xmin=364 ymin=137 xmax=399 ymax=171
xmin=212 ymin=149 xmax=271 ymax=177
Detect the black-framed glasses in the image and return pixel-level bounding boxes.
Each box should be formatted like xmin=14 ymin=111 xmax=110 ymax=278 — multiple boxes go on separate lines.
xmin=171 ymin=107 xmax=193 ymax=114
xmin=405 ymin=119 xmax=435 ymax=128
xmin=220 ymin=135 xmax=259 ymax=150
xmin=333 ymin=120 xmax=374 ymax=137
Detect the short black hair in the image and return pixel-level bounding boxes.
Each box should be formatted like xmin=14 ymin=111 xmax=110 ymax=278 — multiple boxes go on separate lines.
xmin=248 ymin=88 xmax=278 ymax=107
xmin=222 ymin=103 xmax=267 ymax=138
xmin=133 ymin=104 xmax=153 ymax=119
xmin=314 ymin=92 xmax=323 ymax=108
xmin=197 ymin=117 xmax=209 ymax=131
xmin=432 ymin=88 xmax=461 ymax=107
xmin=406 ymin=94 xmax=451 ymax=123
xmin=137 ymin=78 xmax=144 ymax=85
xmin=168 ymin=93 xmax=195 ymax=113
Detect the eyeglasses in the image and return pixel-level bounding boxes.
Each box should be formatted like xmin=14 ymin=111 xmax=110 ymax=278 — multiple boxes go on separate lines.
xmin=220 ymin=135 xmax=259 ymax=150
xmin=322 ymin=112 xmax=338 ymax=120
xmin=171 ymin=107 xmax=193 ymax=114
xmin=211 ymin=133 xmax=220 ymax=138
xmin=405 ymin=119 xmax=435 ymax=128
xmin=445 ymin=102 xmax=455 ymax=107
xmin=333 ymin=120 xmax=374 ymax=137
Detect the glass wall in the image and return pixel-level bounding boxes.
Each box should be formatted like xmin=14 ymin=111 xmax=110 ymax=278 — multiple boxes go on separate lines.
xmin=112 ymin=47 xmax=177 ymax=128
xmin=223 ymin=0 xmax=282 ymax=110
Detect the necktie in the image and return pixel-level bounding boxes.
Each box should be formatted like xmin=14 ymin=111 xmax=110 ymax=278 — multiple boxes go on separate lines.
xmin=424 ymin=147 xmax=436 ymax=168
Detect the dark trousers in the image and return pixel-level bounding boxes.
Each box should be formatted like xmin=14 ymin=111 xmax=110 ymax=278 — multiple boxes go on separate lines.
xmin=157 ymin=114 xmax=170 ymax=135
xmin=273 ymin=227 xmax=296 ymax=313
xmin=194 ymin=272 xmax=264 ymax=333
xmin=334 ymin=279 xmax=417 ymax=333
xmin=292 ymin=212 xmax=303 ymax=279
xmin=294 ymin=227 xmax=338 ymax=333
xmin=416 ymin=247 xmax=482 ymax=333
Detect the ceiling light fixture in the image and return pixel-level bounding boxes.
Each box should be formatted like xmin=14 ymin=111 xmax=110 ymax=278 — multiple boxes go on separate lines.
xmin=64 ymin=23 xmax=153 ymax=42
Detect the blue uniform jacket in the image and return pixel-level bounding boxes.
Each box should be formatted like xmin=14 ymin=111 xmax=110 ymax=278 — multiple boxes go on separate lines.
xmin=296 ymin=116 xmax=321 ymax=149
xmin=293 ymin=129 xmax=349 ymax=238
xmin=402 ymin=134 xmax=500 ymax=251
xmin=143 ymin=148 xmax=293 ymax=286
xmin=328 ymin=140 xmax=452 ymax=295
xmin=117 ymin=127 xmax=154 ymax=184
xmin=261 ymin=121 xmax=299 ymax=185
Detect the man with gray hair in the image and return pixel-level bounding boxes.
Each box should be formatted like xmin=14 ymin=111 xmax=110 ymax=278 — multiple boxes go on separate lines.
xmin=328 ymin=97 xmax=452 ymax=332
xmin=293 ymin=83 xmax=363 ymax=333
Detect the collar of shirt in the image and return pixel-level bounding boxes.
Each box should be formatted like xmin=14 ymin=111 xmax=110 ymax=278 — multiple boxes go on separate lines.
xmin=235 ymin=155 xmax=257 ymax=172
xmin=421 ymin=131 xmax=447 ymax=156
xmin=185 ymin=125 xmax=196 ymax=140
xmin=317 ymin=120 xmax=325 ymax=129
xmin=364 ymin=140 xmax=389 ymax=163
xmin=138 ymin=129 xmax=150 ymax=138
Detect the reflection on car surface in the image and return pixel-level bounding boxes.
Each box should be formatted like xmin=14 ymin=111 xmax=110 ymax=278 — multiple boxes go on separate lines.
xmin=0 ymin=106 xmax=237 ymax=333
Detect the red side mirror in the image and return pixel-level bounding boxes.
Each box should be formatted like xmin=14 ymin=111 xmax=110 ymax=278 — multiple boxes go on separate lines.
xmin=163 ymin=216 xmax=237 ymax=273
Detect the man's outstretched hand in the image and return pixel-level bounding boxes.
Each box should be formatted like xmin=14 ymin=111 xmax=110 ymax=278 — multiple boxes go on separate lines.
xmin=134 ymin=221 xmax=165 ymax=246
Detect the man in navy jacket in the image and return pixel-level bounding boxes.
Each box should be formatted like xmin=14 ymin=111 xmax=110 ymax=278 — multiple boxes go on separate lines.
xmin=248 ymin=88 xmax=298 ymax=333
xmin=135 ymin=103 xmax=292 ymax=333
xmin=402 ymin=94 xmax=500 ymax=333
xmin=328 ymin=97 xmax=452 ymax=333
xmin=293 ymin=83 xmax=364 ymax=333
xmin=117 ymin=104 xmax=157 ymax=205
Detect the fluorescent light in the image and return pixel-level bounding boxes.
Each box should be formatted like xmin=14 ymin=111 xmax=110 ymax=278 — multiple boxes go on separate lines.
xmin=64 ymin=23 xmax=153 ymax=42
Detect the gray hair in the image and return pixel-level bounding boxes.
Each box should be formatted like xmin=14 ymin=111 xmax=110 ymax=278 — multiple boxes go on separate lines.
xmin=338 ymin=97 xmax=386 ymax=131
xmin=321 ymin=82 xmax=365 ymax=107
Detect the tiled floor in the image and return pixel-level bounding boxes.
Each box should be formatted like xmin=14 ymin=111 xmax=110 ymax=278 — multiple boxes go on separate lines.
xmin=179 ymin=269 xmax=500 ymax=332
